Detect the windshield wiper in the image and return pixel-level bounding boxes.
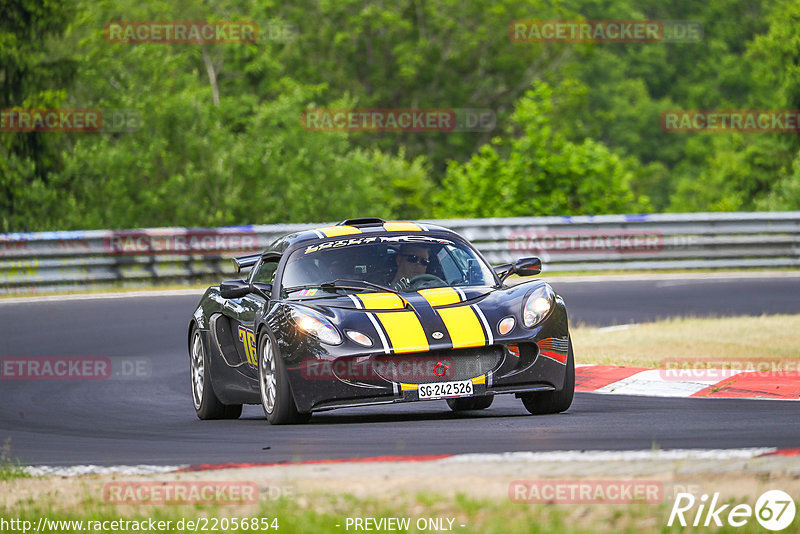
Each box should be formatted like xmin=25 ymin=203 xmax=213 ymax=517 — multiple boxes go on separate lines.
xmin=320 ymin=279 xmax=401 ymax=295
xmin=280 ymin=284 xmax=340 ymax=298
xmin=282 ymin=280 xmax=399 ymax=299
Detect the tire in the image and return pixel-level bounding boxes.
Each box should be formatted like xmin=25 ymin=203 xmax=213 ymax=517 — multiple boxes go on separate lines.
xmin=190 ymin=326 xmax=242 ymax=420
xmin=258 ymin=330 xmax=310 ymax=425
xmin=520 ymin=338 xmax=575 ymax=415
xmin=446 ymin=395 xmax=494 ymax=411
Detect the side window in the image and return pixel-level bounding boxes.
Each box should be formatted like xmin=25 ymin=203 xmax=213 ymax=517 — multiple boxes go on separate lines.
xmin=251 ymin=259 xmax=279 ymax=284
xmin=436 ymin=248 xmax=462 ymax=282
xmin=449 ymin=247 xmax=471 ymax=271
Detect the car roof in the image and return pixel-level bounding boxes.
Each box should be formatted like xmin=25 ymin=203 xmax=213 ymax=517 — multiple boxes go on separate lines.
xmin=269 ymin=219 xmax=464 ymax=253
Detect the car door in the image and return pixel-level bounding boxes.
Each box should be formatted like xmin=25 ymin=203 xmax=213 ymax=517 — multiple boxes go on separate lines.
xmin=227 ymin=255 xmax=279 ymax=379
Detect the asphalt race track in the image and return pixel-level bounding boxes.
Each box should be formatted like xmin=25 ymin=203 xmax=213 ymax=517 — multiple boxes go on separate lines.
xmin=1 ymin=274 xmax=799 ymax=467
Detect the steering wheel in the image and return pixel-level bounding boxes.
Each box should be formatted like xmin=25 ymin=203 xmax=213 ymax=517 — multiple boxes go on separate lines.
xmin=406 ymin=274 xmax=445 ymax=289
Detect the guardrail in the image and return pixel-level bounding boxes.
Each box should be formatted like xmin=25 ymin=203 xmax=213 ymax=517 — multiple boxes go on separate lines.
xmin=1 ymin=212 xmax=799 ymax=293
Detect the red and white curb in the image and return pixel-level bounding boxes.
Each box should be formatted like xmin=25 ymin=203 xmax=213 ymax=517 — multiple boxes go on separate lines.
xmin=23 ymin=464 xmax=188 ymax=477
xmin=576 ymin=365 xmax=800 ymax=400
xmin=22 ymin=448 xmax=800 ymax=477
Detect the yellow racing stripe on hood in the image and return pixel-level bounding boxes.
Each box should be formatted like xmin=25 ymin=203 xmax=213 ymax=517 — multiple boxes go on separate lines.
xmin=375 ymin=311 xmax=429 ymax=354
xmin=355 ymin=292 xmax=406 ymax=310
xmin=417 ymin=287 xmax=462 ymax=307
xmin=382 ymin=222 xmax=422 ymax=232
xmin=437 ymin=305 xmax=487 ymax=349
xmin=316 ymin=225 xmax=362 ymax=237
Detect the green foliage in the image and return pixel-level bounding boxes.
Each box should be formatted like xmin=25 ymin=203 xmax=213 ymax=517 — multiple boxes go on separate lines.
xmin=755 ymin=152 xmax=800 ymax=210
xmin=0 ymin=0 xmax=75 ymax=232
xmin=0 ymin=0 xmax=798 ymax=232
xmin=49 ymin=84 xmax=435 ymax=228
xmin=276 ymin=0 xmax=581 ymax=175
xmin=668 ymin=0 xmax=800 ymax=211
xmin=434 ymin=83 xmax=649 ymax=217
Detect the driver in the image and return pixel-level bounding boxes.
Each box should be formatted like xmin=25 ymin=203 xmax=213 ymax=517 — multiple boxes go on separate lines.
xmin=389 ymin=244 xmax=431 ymax=289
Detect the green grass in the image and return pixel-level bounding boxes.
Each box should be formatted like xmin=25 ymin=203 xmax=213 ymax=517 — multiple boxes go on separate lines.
xmin=0 ymin=462 xmax=28 ymax=481
xmin=572 ymin=314 xmax=800 ymax=367
xmin=0 ymin=439 xmax=30 ymax=481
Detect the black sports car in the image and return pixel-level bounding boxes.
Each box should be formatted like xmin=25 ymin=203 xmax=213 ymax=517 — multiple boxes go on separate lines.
xmin=188 ymin=218 xmax=573 ymax=424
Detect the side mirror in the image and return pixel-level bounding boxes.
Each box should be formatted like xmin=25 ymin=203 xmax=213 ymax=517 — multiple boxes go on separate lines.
xmin=251 ymin=282 xmax=272 ymax=299
xmin=493 ymin=263 xmax=513 ymax=280
xmin=513 ymin=257 xmax=542 ymax=277
xmin=220 ymin=279 xmax=250 ymax=299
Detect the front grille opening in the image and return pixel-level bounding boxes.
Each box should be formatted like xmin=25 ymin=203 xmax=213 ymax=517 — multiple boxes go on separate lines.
xmin=365 ymin=345 xmax=505 ymax=384
xmin=518 ymin=342 xmax=539 ymax=367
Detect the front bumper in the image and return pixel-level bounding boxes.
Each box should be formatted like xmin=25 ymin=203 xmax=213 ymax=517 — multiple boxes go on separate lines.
xmin=286 ymin=307 xmax=570 ymax=413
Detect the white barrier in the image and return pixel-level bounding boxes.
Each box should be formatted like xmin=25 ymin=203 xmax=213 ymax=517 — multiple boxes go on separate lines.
xmin=1 ymin=212 xmax=798 ymax=293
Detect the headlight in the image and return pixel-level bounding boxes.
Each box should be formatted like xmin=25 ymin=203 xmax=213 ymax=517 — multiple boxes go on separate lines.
xmin=290 ymin=307 xmax=342 ymax=345
xmin=522 ymin=284 xmax=554 ymax=328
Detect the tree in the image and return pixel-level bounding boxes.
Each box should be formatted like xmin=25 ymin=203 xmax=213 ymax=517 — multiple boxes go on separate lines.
xmin=0 ymin=0 xmax=75 ymax=231
xmin=433 ymin=83 xmax=650 ymax=217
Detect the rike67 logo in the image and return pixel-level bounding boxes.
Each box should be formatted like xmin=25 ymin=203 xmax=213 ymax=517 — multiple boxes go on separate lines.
xmin=668 ymin=490 xmax=796 ymax=531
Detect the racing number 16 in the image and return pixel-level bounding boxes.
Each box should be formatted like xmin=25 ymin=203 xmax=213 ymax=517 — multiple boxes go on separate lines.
xmin=238 ymin=326 xmax=257 ymax=365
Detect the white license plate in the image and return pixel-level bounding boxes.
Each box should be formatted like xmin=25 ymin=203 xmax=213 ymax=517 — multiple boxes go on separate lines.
xmin=418 ymin=380 xmax=473 ymax=400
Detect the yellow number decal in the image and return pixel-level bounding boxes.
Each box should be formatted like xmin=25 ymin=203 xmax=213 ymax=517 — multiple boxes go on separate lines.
xmin=238 ymin=325 xmax=257 ymax=365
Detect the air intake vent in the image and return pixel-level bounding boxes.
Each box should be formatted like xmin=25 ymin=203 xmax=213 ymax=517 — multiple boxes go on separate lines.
xmin=339 ymin=218 xmax=386 ymax=227
xmin=363 ymin=346 xmax=504 ymax=384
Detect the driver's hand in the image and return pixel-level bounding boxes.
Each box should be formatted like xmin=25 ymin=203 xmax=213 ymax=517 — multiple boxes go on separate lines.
xmin=392 ymin=277 xmax=411 ymax=292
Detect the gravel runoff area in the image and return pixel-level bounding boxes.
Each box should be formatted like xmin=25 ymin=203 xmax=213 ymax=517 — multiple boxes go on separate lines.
xmin=5 ymin=449 xmax=800 ymax=511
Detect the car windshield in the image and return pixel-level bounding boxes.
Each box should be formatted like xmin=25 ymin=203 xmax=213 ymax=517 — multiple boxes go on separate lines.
xmin=281 ymin=235 xmax=497 ymax=297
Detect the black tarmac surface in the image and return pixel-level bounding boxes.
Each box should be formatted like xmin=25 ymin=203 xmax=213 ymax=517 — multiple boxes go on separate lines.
xmin=1 ymin=275 xmax=798 ymax=466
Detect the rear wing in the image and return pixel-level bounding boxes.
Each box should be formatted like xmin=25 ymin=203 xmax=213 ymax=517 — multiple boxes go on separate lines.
xmin=232 ymin=254 xmax=260 ymax=273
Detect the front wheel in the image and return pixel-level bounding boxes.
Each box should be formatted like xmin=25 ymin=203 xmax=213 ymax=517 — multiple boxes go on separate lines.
xmin=189 ymin=326 xmax=242 ymax=420
xmin=520 ymin=338 xmax=575 ymax=415
xmin=258 ymin=330 xmax=310 ymax=425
